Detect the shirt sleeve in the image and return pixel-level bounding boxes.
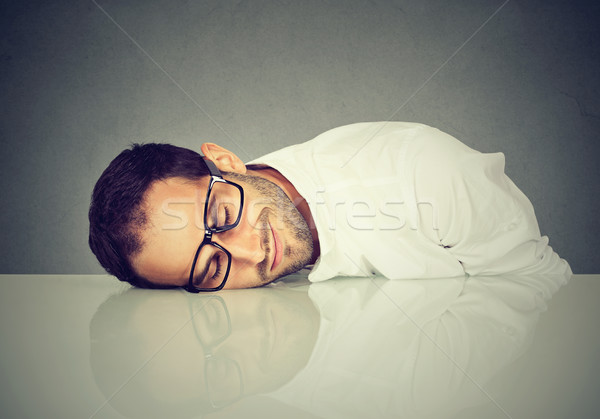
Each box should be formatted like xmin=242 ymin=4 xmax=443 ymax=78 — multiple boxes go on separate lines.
xmin=410 ymin=128 xmax=571 ymax=276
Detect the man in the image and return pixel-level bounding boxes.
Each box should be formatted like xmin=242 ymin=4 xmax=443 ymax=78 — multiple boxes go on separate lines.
xmin=89 ymin=122 xmax=570 ymax=291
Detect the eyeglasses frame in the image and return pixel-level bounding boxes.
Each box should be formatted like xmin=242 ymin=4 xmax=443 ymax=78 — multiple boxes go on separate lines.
xmin=186 ymin=159 xmax=245 ymax=292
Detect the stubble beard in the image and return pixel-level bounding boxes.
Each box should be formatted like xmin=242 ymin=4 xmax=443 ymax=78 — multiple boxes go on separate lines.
xmin=224 ymin=172 xmax=314 ymax=284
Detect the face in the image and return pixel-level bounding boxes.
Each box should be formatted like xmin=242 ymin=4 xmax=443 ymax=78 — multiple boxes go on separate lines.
xmin=131 ymin=172 xmax=314 ymax=289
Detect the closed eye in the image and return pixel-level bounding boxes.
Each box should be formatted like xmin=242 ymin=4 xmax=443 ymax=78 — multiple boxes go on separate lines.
xmin=212 ymin=259 xmax=223 ymax=280
xmin=224 ymin=206 xmax=233 ymax=226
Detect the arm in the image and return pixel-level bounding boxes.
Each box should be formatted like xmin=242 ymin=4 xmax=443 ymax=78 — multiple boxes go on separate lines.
xmin=411 ymin=128 xmax=571 ymax=276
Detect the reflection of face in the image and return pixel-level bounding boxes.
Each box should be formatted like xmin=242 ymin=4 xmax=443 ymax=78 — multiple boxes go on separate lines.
xmin=132 ymin=172 xmax=314 ymax=289
xmin=129 ymin=288 xmax=319 ymax=406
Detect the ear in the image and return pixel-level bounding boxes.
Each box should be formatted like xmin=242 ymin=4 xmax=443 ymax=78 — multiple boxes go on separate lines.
xmin=200 ymin=143 xmax=247 ymax=174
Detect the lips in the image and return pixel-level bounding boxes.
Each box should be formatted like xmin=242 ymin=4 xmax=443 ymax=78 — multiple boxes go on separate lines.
xmin=270 ymin=221 xmax=282 ymax=271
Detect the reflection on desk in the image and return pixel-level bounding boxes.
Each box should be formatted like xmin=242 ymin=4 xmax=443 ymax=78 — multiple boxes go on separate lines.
xmin=90 ymin=272 xmax=571 ymax=418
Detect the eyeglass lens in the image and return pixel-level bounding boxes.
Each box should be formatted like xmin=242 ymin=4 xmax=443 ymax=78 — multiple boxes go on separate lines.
xmin=190 ymin=181 xmax=242 ymax=289
xmin=205 ymin=181 xmax=242 ymax=230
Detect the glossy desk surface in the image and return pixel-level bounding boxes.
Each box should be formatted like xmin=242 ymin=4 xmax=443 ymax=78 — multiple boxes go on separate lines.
xmin=0 ymin=273 xmax=598 ymax=419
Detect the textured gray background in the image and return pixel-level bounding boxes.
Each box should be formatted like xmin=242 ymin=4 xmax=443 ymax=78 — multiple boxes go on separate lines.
xmin=1 ymin=0 xmax=598 ymax=274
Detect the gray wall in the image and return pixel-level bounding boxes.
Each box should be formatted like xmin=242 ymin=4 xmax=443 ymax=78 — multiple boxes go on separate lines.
xmin=1 ymin=0 xmax=598 ymax=274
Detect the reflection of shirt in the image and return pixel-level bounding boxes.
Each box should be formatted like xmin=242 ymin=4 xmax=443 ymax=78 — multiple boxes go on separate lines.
xmin=267 ymin=273 xmax=570 ymax=419
xmin=266 ymin=277 xmax=465 ymax=419
xmin=248 ymin=122 xmax=571 ymax=282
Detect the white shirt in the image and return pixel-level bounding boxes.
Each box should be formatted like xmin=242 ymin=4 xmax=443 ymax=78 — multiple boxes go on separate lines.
xmin=248 ymin=122 xmax=571 ymax=281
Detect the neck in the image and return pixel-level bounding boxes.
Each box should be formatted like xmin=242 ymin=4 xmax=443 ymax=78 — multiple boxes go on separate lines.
xmin=247 ymin=166 xmax=320 ymax=263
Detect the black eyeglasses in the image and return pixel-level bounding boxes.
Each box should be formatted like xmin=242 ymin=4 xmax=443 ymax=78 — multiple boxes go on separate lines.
xmin=185 ymin=159 xmax=244 ymax=292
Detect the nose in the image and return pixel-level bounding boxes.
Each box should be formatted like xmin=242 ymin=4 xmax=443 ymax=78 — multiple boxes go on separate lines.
xmin=213 ymin=223 xmax=266 ymax=266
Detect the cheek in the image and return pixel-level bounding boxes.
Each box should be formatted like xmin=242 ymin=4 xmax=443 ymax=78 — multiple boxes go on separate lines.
xmin=224 ymin=267 xmax=260 ymax=289
xmin=242 ymin=197 xmax=268 ymax=229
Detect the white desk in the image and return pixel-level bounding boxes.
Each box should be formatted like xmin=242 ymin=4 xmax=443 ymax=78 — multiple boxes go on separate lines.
xmin=0 ymin=273 xmax=598 ymax=419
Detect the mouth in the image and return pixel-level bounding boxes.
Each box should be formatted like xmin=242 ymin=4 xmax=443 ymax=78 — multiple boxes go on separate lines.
xmin=270 ymin=220 xmax=283 ymax=271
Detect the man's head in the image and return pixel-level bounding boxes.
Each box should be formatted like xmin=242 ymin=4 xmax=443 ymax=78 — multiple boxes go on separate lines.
xmin=89 ymin=142 xmax=315 ymax=290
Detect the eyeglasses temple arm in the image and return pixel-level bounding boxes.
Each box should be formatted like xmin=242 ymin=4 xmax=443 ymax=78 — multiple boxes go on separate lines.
xmin=203 ymin=158 xmax=223 ymax=177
